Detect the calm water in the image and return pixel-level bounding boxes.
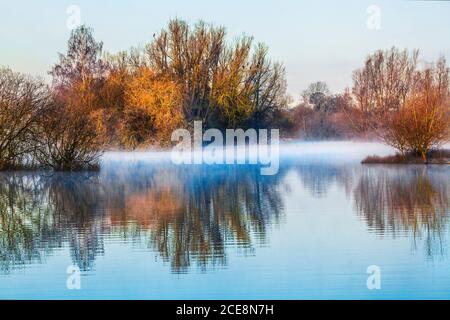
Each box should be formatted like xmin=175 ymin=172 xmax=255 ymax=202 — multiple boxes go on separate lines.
xmin=1 ymin=142 xmax=449 ymax=299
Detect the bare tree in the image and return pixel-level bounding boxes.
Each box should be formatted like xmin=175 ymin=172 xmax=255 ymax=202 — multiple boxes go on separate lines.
xmin=0 ymin=68 xmax=49 ymax=169
xmin=32 ymin=92 xmax=104 ymax=171
xmin=50 ymin=25 xmax=105 ymax=89
xmin=382 ymin=57 xmax=450 ymax=160
xmin=34 ymin=25 xmax=107 ymax=170
xmin=245 ymin=44 xmax=288 ymax=128
xmin=352 ymin=47 xmax=418 ymax=132
xmin=50 ymin=25 xmax=106 ymax=117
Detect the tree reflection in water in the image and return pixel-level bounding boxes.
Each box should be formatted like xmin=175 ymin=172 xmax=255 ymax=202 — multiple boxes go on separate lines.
xmin=0 ymin=172 xmax=107 ymax=273
xmin=353 ymin=166 xmax=450 ymax=256
xmin=293 ymin=162 xmax=450 ymax=257
xmin=105 ymin=165 xmax=286 ymax=273
xmin=1 ymin=161 xmax=449 ymax=274
xmin=0 ymin=173 xmax=55 ymax=273
xmin=0 ymin=164 xmax=285 ymax=274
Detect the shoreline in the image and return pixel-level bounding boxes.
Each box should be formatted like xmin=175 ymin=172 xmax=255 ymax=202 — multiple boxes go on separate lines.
xmin=1 ymin=142 xmax=449 ymax=172
xmin=362 ymin=149 xmax=450 ymax=165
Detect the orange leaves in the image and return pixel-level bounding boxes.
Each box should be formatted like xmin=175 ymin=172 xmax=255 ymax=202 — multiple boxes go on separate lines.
xmin=384 ymin=88 xmax=449 ymax=160
xmin=351 ymin=49 xmax=449 ymax=157
xmin=122 ymin=68 xmax=184 ymax=147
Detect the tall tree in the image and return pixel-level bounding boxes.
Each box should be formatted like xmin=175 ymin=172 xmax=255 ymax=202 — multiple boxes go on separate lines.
xmin=352 ymin=47 xmax=418 ymax=131
xmin=147 ymin=19 xmax=226 ymax=125
xmin=302 ymin=81 xmax=331 ymax=112
xmin=382 ymin=57 xmax=450 ymax=160
xmin=50 ymin=25 xmax=105 ymax=88
xmin=37 ymin=25 xmax=107 ymax=170
xmin=147 ymin=19 xmax=288 ymax=129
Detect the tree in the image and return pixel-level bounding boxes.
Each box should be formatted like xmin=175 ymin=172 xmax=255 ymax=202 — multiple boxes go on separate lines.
xmin=147 ymin=19 xmax=288 ymax=129
xmin=36 ymin=25 xmax=107 ymax=170
xmin=302 ymin=81 xmax=331 ymax=112
xmin=50 ymin=25 xmax=105 ymax=90
xmin=147 ymin=19 xmax=226 ymax=125
xmin=245 ymin=44 xmax=288 ymax=128
xmin=0 ymin=68 xmax=49 ymax=169
xmin=292 ymin=82 xmax=353 ymax=139
xmin=32 ymin=90 xmax=104 ymax=171
xmin=210 ymin=37 xmax=255 ymax=128
xmin=122 ymin=68 xmax=184 ymax=147
xmin=50 ymin=24 xmax=106 ymax=120
xmin=352 ymin=47 xmax=418 ymax=132
xmin=96 ymin=51 xmax=133 ymax=146
xmin=382 ymin=58 xmax=450 ymax=160
xmin=351 ymin=49 xmax=450 ymax=154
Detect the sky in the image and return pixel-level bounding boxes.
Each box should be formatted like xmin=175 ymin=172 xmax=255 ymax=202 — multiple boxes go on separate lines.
xmin=1 ymin=0 xmax=450 ymax=103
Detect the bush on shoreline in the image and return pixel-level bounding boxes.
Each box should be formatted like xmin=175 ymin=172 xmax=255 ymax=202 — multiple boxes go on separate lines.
xmin=351 ymin=48 xmax=450 ymax=160
xmin=0 ymin=68 xmax=49 ymax=170
xmin=362 ymin=149 xmax=450 ymax=164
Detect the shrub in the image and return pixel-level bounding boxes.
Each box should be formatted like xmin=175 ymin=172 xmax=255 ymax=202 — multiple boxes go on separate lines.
xmin=0 ymin=68 xmax=49 ymax=169
xmin=32 ymin=94 xmax=104 ymax=171
xmin=381 ymin=60 xmax=450 ymax=161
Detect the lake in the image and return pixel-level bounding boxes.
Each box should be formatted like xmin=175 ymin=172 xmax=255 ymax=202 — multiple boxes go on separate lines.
xmin=1 ymin=142 xmax=449 ymax=299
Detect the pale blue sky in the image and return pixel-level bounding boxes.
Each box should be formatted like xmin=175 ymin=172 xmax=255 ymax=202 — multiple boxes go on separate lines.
xmin=1 ymin=0 xmax=450 ymax=102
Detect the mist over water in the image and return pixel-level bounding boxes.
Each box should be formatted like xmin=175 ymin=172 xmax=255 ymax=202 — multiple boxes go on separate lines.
xmin=1 ymin=141 xmax=449 ymax=299
xmin=102 ymin=141 xmax=395 ymax=163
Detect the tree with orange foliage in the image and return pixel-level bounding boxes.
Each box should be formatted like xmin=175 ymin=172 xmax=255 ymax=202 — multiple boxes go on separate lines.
xmin=352 ymin=47 xmax=418 ymax=133
xmin=382 ymin=58 xmax=450 ymax=161
xmin=122 ymin=68 xmax=184 ymax=148
xmin=37 ymin=25 xmax=106 ymax=170
xmin=95 ymin=52 xmax=132 ymax=146
xmin=148 ymin=19 xmax=288 ymax=129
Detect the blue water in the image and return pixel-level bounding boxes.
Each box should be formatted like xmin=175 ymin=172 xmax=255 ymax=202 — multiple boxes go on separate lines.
xmin=0 ymin=142 xmax=449 ymax=299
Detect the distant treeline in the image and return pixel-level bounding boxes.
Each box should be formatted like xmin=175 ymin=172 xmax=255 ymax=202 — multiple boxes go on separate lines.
xmin=0 ymin=19 xmax=449 ymax=170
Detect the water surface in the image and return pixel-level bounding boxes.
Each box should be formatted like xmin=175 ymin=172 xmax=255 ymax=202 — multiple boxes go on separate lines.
xmin=1 ymin=142 xmax=449 ymax=299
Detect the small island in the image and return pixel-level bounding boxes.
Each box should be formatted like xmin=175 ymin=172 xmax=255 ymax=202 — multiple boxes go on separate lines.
xmin=363 ymin=149 xmax=450 ymax=165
